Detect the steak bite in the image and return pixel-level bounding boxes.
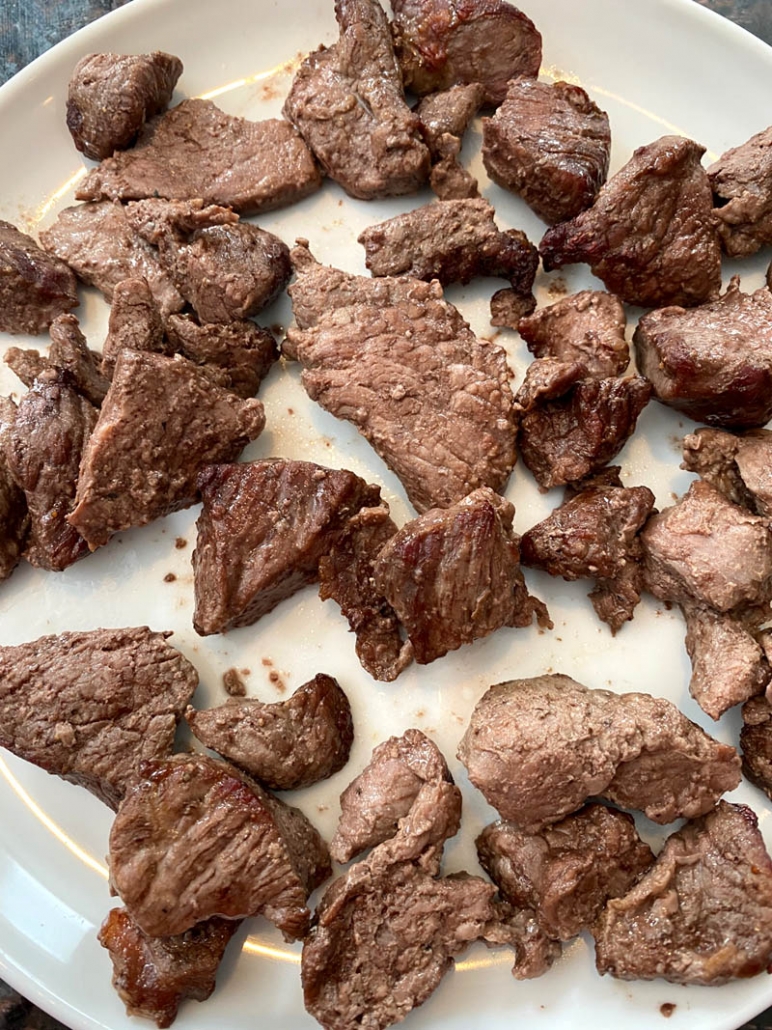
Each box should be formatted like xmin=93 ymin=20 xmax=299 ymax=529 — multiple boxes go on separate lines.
xmin=415 ymin=82 xmax=484 ymax=200
xmin=68 ymin=351 xmax=266 ymax=550
xmin=192 ymin=459 xmax=381 ymax=635
xmin=741 ymin=695 xmax=772 ymax=800
xmin=540 ymin=135 xmax=721 ymax=309
xmin=0 ymin=399 xmax=28 ymax=583
xmin=66 ymin=52 xmax=183 ymax=161
xmin=109 ymin=753 xmax=331 ymax=940
xmin=682 ymin=427 xmax=772 ymax=518
xmin=372 ymin=488 xmax=550 ymax=665
xmin=457 ymin=674 xmax=741 ymax=832
xmin=0 ymin=219 xmax=79 ymax=335
xmin=283 ymin=0 xmax=429 ymax=201
xmin=101 ymin=277 xmax=170 ymax=379
xmin=708 ymin=126 xmax=772 ymax=257
xmin=482 ymin=79 xmax=611 ymax=225
xmin=6 ymin=313 xmax=109 ymax=406
xmin=186 ymin=673 xmax=354 ymax=790
xmin=165 ymin=315 xmax=277 ymax=398
xmin=0 ymin=627 xmax=197 ymax=810
xmin=593 ymin=802 xmax=772 ymax=985
xmin=76 ymin=99 xmax=322 ymax=215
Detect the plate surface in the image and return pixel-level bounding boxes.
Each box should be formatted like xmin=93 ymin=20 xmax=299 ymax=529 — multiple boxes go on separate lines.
xmin=1 ymin=1 xmax=772 ymax=1028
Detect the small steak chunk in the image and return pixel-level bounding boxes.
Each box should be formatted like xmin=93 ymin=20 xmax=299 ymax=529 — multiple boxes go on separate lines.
xmin=0 ymin=219 xmax=79 ymax=335
xmin=540 ymin=135 xmax=721 ymax=309
xmin=193 ymin=459 xmax=381 ymax=635
xmin=165 ymin=316 xmax=277 ymax=398
xmin=109 ymin=753 xmax=331 ymax=940
xmin=68 ymin=351 xmax=265 ymax=549
xmin=415 ymin=83 xmax=484 ymax=200
xmin=741 ymin=696 xmax=772 ymax=800
xmin=682 ymin=427 xmax=772 ymax=518
xmin=66 ymin=52 xmax=182 ymax=160
xmin=458 ymin=675 xmax=741 ymax=832
xmin=594 ymin=802 xmax=772 ymax=985
xmin=518 ymin=291 xmax=629 ymax=379
xmin=0 ymin=627 xmax=197 ymax=809
xmin=186 ymin=673 xmax=354 ymax=790
xmin=99 ymin=908 xmax=238 ymax=1030
xmin=101 ymin=277 xmax=170 ymax=379
xmin=77 ymin=99 xmax=322 ymax=215
xmin=708 ymin=126 xmax=772 ymax=257
xmin=6 ymin=314 xmax=109 ymax=406
xmin=283 ymin=0 xmax=429 ymax=200
xmin=0 ymin=399 xmax=28 ymax=582
xmin=477 ymin=804 xmax=655 ymax=941
xmin=483 ymin=79 xmax=610 ymax=224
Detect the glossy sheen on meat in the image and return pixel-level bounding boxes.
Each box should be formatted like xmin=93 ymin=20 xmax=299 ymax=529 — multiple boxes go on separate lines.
xmin=0 ymin=401 xmax=28 ymax=583
xmin=283 ymin=0 xmax=429 ymax=201
xmin=0 ymin=219 xmax=79 ymax=335
xmin=66 ymin=52 xmax=182 ymax=160
xmin=477 ymin=804 xmax=654 ymax=941
xmin=99 ymin=908 xmax=238 ymax=1030
xmin=682 ymin=427 xmax=772 ymax=519
xmin=708 ymin=126 xmax=772 ymax=257
xmin=186 ymin=673 xmax=354 ymax=790
xmin=594 ymin=802 xmax=772 ymax=985
xmin=109 ymin=753 xmax=331 ymax=940
xmin=635 ymin=278 xmax=772 ymax=429
xmin=165 ymin=315 xmax=277 ymax=398
xmin=77 ymin=99 xmax=322 ymax=215
xmin=6 ymin=314 xmax=109 ymax=407
xmin=540 ymin=135 xmax=721 ymax=309
xmin=415 ymin=83 xmax=484 ymax=200
xmin=68 ymin=351 xmax=265 ymax=549
xmin=741 ymin=696 xmax=772 ymax=801
xmin=101 ymin=278 xmax=170 ymax=379
xmin=482 ymin=79 xmax=610 ymax=224
xmin=192 ymin=459 xmax=381 ymax=635
xmin=457 ymin=675 xmax=741 ymax=832
xmin=0 ymin=628 xmax=197 ymax=809
xmin=390 ymin=0 xmax=542 ymax=104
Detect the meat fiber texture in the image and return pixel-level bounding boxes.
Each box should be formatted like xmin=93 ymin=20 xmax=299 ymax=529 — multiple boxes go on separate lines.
xmin=708 ymin=126 xmax=772 ymax=257
xmin=682 ymin=426 xmax=772 ymax=519
xmin=0 ymin=219 xmax=79 ymax=335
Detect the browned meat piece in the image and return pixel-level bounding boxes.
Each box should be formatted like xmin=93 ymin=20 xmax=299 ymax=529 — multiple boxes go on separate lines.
xmin=635 ymin=278 xmax=772 ymax=429
xmin=594 ymin=802 xmax=772 ymax=985
xmin=0 ymin=219 xmax=79 ymax=335
xmin=99 ymin=908 xmax=238 ymax=1030
xmin=540 ymin=136 xmax=721 ymax=309
xmin=477 ymin=804 xmax=655 ymax=941
xmin=641 ymin=480 xmax=772 ymax=612
xmin=5 ymin=314 xmax=109 ymax=406
xmin=390 ymin=0 xmax=542 ymax=105
xmin=428 ymin=132 xmax=479 ymax=200
xmin=40 ymin=201 xmax=185 ymax=316
xmin=483 ymin=79 xmax=610 ymax=225
xmin=708 ymin=126 xmax=772 ymax=257
xmin=66 ymin=52 xmax=182 ymax=161
xmin=3 ymin=369 xmax=96 ymax=571
xmin=682 ymin=427 xmax=772 ymax=518
xmin=68 ymin=351 xmax=265 ymax=550
xmin=457 ymin=675 xmax=741 ymax=832
xmin=193 ymin=459 xmax=381 ymax=635
xmin=0 ymin=628 xmax=197 ymax=809
xmin=415 ymin=83 xmax=484 ymax=199
xmin=165 ymin=315 xmax=277 ymax=398
xmin=330 ymin=728 xmax=453 ymax=863
xmin=489 ymin=285 xmax=537 ymax=330
xmin=373 ymin=488 xmax=549 ymax=665
xmin=286 ymin=243 xmax=518 ymax=513
xmin=318 ymin=505 xmax=413 ymax=682
xmin=101 ymin=277 xmax=170 ymax=379
xmin=0 ymin=398 xmax=28 ymax=582
xmin=521 ymin=473 xmax=654 ymax=634
xmin=77 ymin=99 xmax=322 ymax=215
xmin=109 ymin=753 xmax=331 ymax=939
xmin=185 ymin=673 xmax=354 ymax=790
xmin=518 ymin=290 xmax=629 ymax=378
xmin=741 ymin=695 xmax=772 ymax=800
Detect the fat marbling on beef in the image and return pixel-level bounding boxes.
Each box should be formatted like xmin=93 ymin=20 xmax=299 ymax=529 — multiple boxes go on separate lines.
xmin=682 ymin=427 xmax=772 ymax=519
xmin=0 ymin=219 xmax=79 ymax=335
xmin=708 ymin=126 xmax=772 ymax=258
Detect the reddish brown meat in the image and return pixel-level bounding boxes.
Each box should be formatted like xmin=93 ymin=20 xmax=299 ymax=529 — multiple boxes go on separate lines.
xmin=682 ymin=427 xmax=772 ymax=518
xmin=518 ymin=291 xmax=629 ymax=379
xmin=741 ymin=695 xmax=772 ymax=801
xmin=5 ymin=314 xmax=109 ymax=407
xmin=415 ymin=83 xmax=484 ymax=200
xmin=0 ymin=219 xmax=79 ymax=335
xmin=0 ymin=399 xmax=28 ymax=583
xmin=708 ymin=126 xmax=772 ymax=257
xmin=165 ymin=316 xmax=277 ymax=398
xmin=100 ymin=277 xmax=170 ymax=379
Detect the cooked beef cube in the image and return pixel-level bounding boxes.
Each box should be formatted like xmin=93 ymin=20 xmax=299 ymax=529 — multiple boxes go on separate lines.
xmin=540 ymin=136 xmax=721 ymax=309
xmin=389 ymin=0 xmax=542 ymax=105
xmin=98 ymin=908 xmax=238 ymax=1030
xmin=594 ymin=802 xmax=772 ymax=985
xmin=682 ymin=601 xmax=770 ymax=720
xmin=319 ymin=504 xmax=413 ymax=682
xmin=39 ymin=201 xmax=185 ymax=316
xmin=707 ymin=126 xmax=772 ymax=258
xmin=635 ymin=278 xmax=772 ymax=429
xmin=477 ymin=804 xmax=654 ymax=941
xmin=457 ymin=674 xmax=741 ymax=832
xmin=0 ymin=398 xmax=28 ymax=582
xmin=415 ymin=83 xmax=484 ymax=200
xmin=428 ymin=133 xmax=480 ymax=200
xmin=68 ymin=351 xmax=265 ymax=550
xmin=330 ymin=728 xmax=453 ymax=864
xmin=5 ymin=316 xmax=108 ymax=406
xmin=193 ymin=459 xmax=381 ymax=635
xmin=489 ymin=285 xmax=537 ymax=330
xmin=77 ymin=99 xmax=322 ymax=215
xmin=3 ymin=369 xmax=96 ymax=571
xmin=521 ymin=475 xmax=655 ymax=633
xmin=165 ymin=315 xmax=277 ymax=398
xmin=372 ymin=487 xmax=550 ymax=665
xmin=482 ymin=79 xmax=610 ymax=225
xmin=66 ymin=52 xmax=182 ymax=161
xmin=185 ymin=673 xmax=354 ymax=790
xmin=0 ymin=627 xmax=197 ymax=809
xmin=641 ymin=480 xmax=772 ymax=612
xmin=682 ymin=427 xmax=772 ymax=518
xmin=101 ymin=277 xmax=171 ymax=379
xmin=741 ymin=695 xmax=772 ymax=800
xmin=0 ymin=219 xmax=79 ymax=335
xmin=518 ymin=290 xmax=629 ymax=378
xmin=286 ymin=243 xmax=518 ymax=513
xmin=283 ymin=0 xmax=429 ymax=201
xmin=109 ymin=753 xmax=331 ymax=939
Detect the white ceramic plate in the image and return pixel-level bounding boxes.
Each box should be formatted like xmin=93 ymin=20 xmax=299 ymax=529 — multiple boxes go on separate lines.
xmin=2 ymin=1 xmax=772 ymax=1028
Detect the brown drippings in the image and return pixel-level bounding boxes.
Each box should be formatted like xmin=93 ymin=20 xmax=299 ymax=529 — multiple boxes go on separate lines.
xmin=660 ymin=1003 xmax=676 ymax=1018
xmin=163 ymin=572 xmax=176 ymax=583
xmin=547 ymin=276 xmax=568 ymax=297
xmin=223 ymin=667 xmax=247 ymax=697
xmin=175 ymin=537 xmax=187 ymax=549
xmin=269 ymin=669 xmax=286 ymax=693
